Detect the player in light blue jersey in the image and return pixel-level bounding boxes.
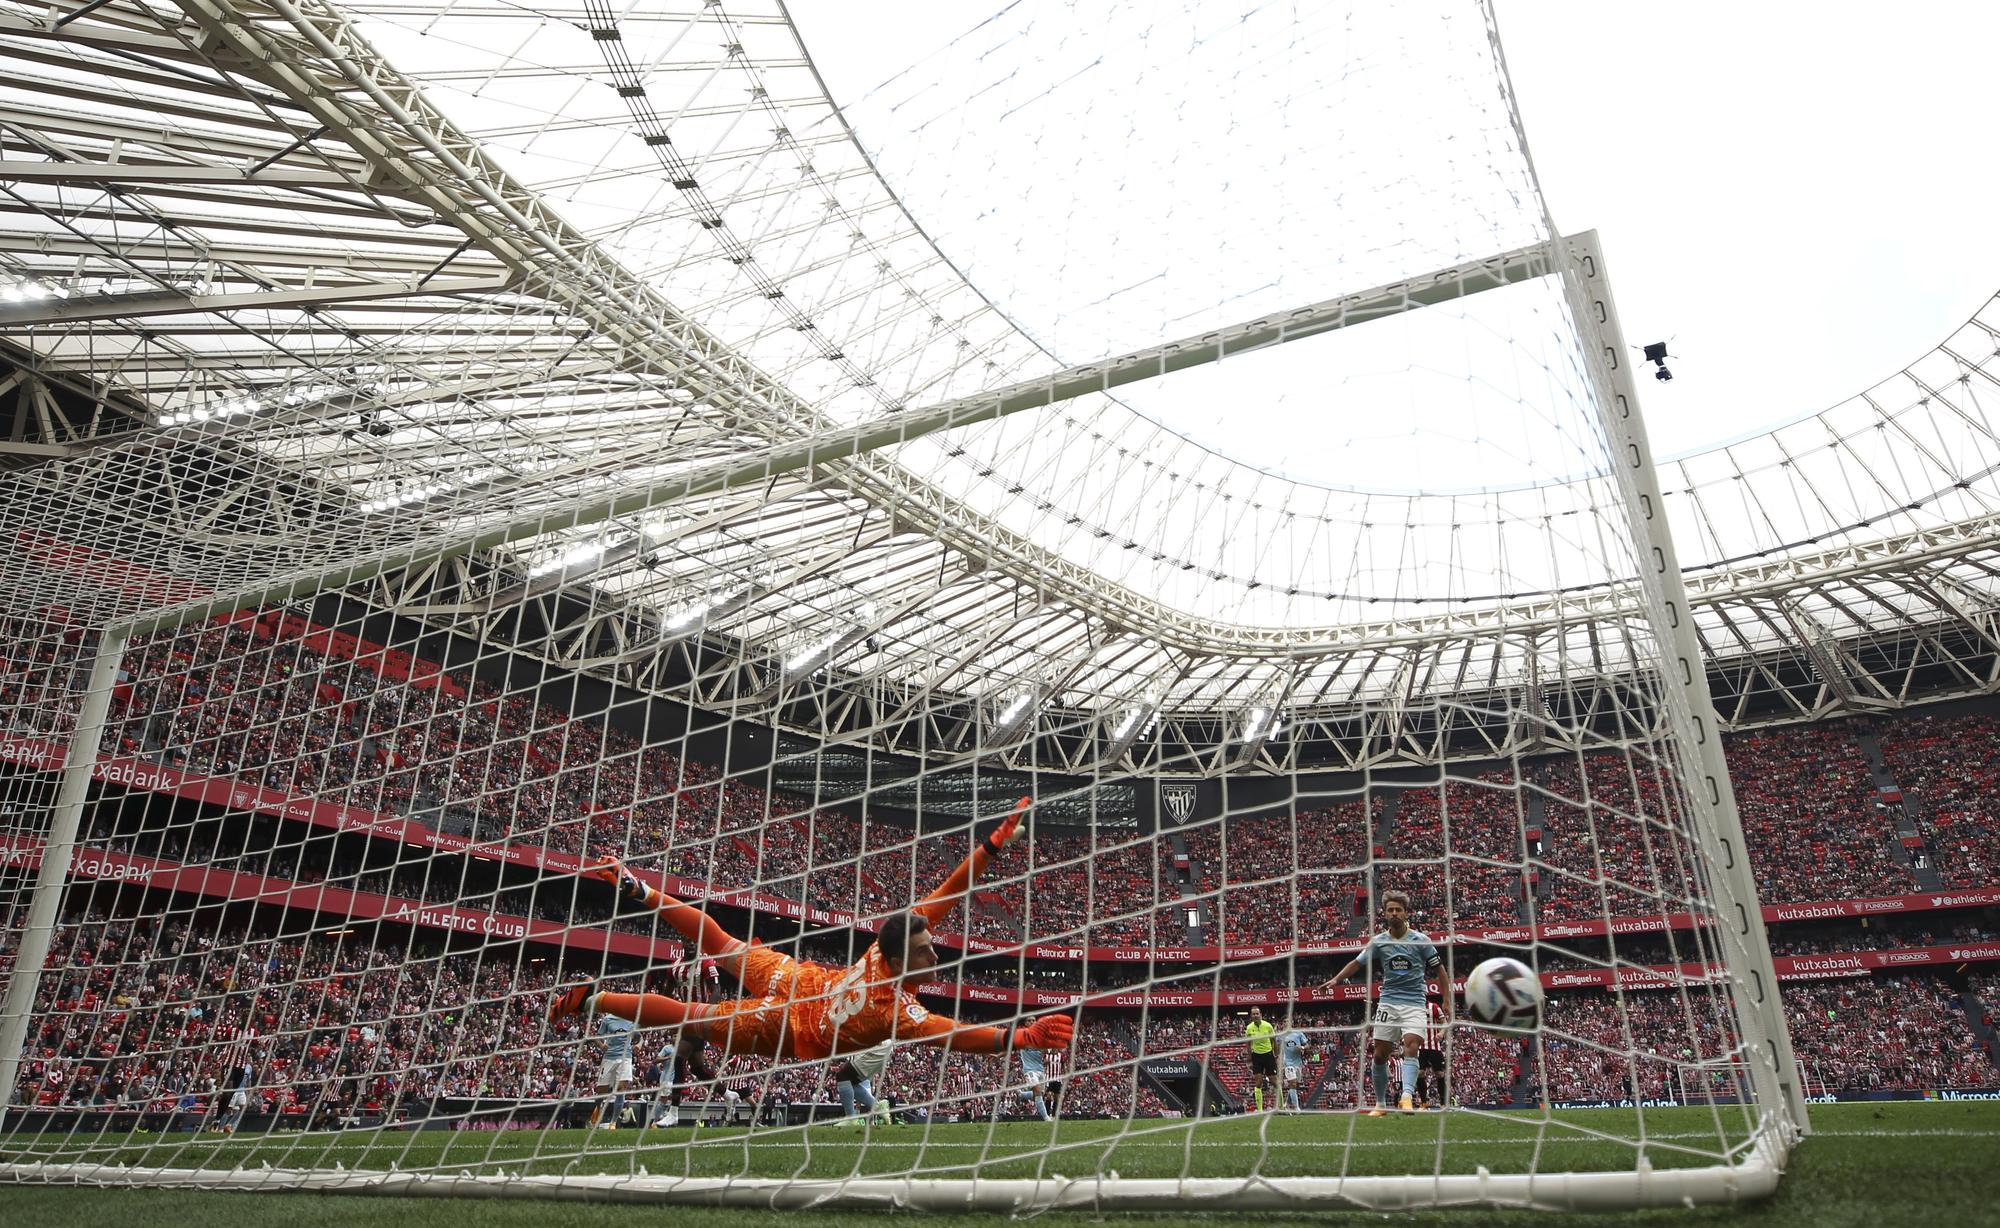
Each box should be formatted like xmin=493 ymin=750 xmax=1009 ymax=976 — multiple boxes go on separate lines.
xmin=590 ymin=1013 xmax=638 ymax=1129
xmin=1321 ymin=890 xmax=1444 ymax=1115
xmin=830 ymin=1041 xmax=893 ymax=1128
xmin=1279 ymin=1025 xmax=1310 ymax=1112
xmin=1015 ymin=1044 xmax=1056 ymax=1121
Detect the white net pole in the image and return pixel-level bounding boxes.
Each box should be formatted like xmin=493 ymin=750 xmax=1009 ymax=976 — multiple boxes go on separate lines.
xmin=0 ymin=624 xmax=130 ymax=1109
xmin=1555 ymin=229 xmax=1810 ymax=1141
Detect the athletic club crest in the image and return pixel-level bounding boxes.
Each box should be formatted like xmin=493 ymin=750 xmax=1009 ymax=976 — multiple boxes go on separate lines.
xmin=1161 ymin=784 xmax=1197 ymax=826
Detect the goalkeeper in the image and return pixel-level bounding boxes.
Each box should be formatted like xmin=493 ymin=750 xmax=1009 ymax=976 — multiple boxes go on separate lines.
xmin=550 ymin=798 xmax=1074 ymax=1062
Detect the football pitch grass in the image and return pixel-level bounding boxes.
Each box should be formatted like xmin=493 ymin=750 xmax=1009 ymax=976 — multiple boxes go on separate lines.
xmin=1 ymin=1101 xmax=1994 ymax=1226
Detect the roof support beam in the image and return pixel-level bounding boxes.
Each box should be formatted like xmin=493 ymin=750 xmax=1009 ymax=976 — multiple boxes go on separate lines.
xmin=0 ymin=440 xmax=73 ymax=458
xmin=9 ymin=233 xmax=507 ymax=277
xmin=0 ymin=11 xmax=204 ymax=57
xmin=0 ymin=275 xmax=516 ymax=327
xmin=0 ymin=160 xmax=371 ymax=189
xmin=1780 ymin=599 xmax=1888 ymax=710
xmin=119 ymin=232 xmax=1560 ymax=635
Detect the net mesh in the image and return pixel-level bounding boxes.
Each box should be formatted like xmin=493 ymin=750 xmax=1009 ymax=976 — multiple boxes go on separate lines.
xmin=0 ymin=611 xmax=1768 ymax=1175
xmin=0 ymin=0 xmax=1801 ymax=1211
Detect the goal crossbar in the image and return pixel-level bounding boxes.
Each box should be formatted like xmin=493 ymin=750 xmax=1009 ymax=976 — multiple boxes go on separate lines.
xmin=115 ymin=240 xmax=1555 ymax=640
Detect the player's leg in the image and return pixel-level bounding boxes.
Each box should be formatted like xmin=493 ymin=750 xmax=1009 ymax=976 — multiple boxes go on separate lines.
xmin=833 ymin=1060 xmax=861 ymax=1117
xmin=556 ymin=982 xmax=715 ymax=1030
xmin=1017 ymin=1076 xmax=1050 ymax=1121
xmin=1367 ymin=1026 xmax=1394 ymax=1115
xmin=553 ymin=983 xmax=790 ymax=1059
xmin=831 ymin=1061 xmax=880 ymax=1128
xmin=1411 ymin=1049 xmax=1433 ymax=1109
xmin=588 ymin=859 xmax=750 ymax=979
xmin=668 ymin=1032 xmax=710 ymax=1124
xmin=1398 ymin=1027 xmax=1422 ymax=1113
xmin=658 ymin=1070 xmax=682 ymax=1128
xmin=674 ymin=1032 xmax=717 ymax=1087
xmin=845 ymin=1043 xmax=893 ymax=1123
xmin=590 ymin=1060 xmax=628 ymax=1128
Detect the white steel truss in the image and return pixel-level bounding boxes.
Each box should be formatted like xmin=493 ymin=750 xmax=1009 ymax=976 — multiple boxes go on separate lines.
xmin=0 ymin=0 xmax=1995 ymax=774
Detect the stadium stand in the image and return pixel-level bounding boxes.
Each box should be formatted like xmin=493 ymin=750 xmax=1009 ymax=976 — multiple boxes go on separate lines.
xmin=6 ymin=616 xmax=1991 ymax=956
xmin=1878 ymin=712 xmax=2000 ymax=889
xmin=11 ymin=898 xmax=1998 ymax=1116
xmin=6 ymin=613 xmax=2000 ymax=1124
xmin=1726 ymin=725 xmax=1918 ymax=900
xmin=1389 ymin=773 xmax=1530 ymax=929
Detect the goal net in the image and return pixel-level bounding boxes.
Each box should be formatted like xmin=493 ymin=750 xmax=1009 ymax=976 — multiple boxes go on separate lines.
xmin=0 ymin=0 xmax=1802 ymax=1212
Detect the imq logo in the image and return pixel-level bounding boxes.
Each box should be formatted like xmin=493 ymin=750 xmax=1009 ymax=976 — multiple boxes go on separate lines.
xmin=1161 ymin=784 xmax=1197 ymax=826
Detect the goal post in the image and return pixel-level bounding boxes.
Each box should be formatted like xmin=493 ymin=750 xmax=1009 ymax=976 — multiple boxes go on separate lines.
xmin=0 ymin=625 xmax=130 ymax=1112
xmin=0 ymin=233 xmax=1804 ymax=1211
xmin=1555 ymin=229 xmax=1809 ymax=1141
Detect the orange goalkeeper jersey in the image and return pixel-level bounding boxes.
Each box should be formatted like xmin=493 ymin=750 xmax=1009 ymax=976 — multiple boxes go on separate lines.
xmin=698 ymin=807 xmax=1026 ymax=1060
xmin=727 ymin=943 xmax=991 ymax=1061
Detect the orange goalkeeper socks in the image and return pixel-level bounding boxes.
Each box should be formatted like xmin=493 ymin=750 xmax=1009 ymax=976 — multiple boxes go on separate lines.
xmin=650 ymin=892 xmax=744 ymax=959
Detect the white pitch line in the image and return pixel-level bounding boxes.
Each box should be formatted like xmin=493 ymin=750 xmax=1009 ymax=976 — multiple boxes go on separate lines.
xmin=12 ymin=1127 xmax=1995 ymax=1162
xmin=0 ymin=1132 xmax=1754 ymax=1152
xmin=1800 ymin=1136 xmax=2000 ymax=1144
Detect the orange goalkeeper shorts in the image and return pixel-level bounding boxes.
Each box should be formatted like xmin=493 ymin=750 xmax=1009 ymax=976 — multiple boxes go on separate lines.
xmin=697 ymin=946 xmax=835 ymax=1058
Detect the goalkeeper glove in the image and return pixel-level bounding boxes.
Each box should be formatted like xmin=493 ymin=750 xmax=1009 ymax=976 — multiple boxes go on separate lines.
xmin=1012 ymin=1012 xmax=1074 ymax=1051
xmin=979 ymin=797 xmax=1032 ymax=857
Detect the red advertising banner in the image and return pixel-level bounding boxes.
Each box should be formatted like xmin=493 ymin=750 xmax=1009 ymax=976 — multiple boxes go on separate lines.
xmin=13 ymin=528 xmax=212 ymax=608
xmin=242 ymin=611 xmax=466 ymax=698
xmin=7 ymin=732 xmax=1998 ymax=965
xmin=0 ymin=835 xmax=681 ymax=963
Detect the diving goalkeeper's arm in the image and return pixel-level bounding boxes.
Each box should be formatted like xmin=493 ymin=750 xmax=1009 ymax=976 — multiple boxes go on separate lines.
xmin=910 ymin=795 xmax=1030 ymax=928
xmin=897 ymin=1006 xmax=1075 ymax=1054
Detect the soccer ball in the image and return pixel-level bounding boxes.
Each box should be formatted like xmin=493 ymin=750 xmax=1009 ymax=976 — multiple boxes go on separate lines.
xmin=1462 ymin=957 xmax=1543 ymax=1031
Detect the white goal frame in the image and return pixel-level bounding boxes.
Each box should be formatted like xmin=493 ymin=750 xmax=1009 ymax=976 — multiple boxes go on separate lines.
xmin=0 ymin=231 xmax=1806 ymax=1212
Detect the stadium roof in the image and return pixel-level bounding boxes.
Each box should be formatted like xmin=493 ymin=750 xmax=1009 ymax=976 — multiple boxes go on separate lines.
xmin=2 ymin=0 xmax=1997 ymax=767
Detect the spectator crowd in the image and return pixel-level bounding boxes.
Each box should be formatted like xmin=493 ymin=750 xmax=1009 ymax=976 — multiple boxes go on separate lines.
xmin=4 ymin=613 xmax=1999 ymax=1121
xmin=1 ymin=614 xmax=1991 ymax=955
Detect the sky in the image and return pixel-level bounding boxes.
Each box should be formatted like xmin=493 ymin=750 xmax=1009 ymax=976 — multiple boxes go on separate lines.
xmin=786 ymin=0 xmax=2000 ymax=465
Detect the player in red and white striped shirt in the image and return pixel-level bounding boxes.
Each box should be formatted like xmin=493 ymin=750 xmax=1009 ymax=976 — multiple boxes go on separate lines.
xmin=1416 ymin=1001 xmax=1448 ymax=1110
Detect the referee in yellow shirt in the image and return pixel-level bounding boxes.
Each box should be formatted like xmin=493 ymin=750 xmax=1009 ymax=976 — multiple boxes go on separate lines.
xmin=1243 ymin=1007 xmax=1277 ymax=1112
